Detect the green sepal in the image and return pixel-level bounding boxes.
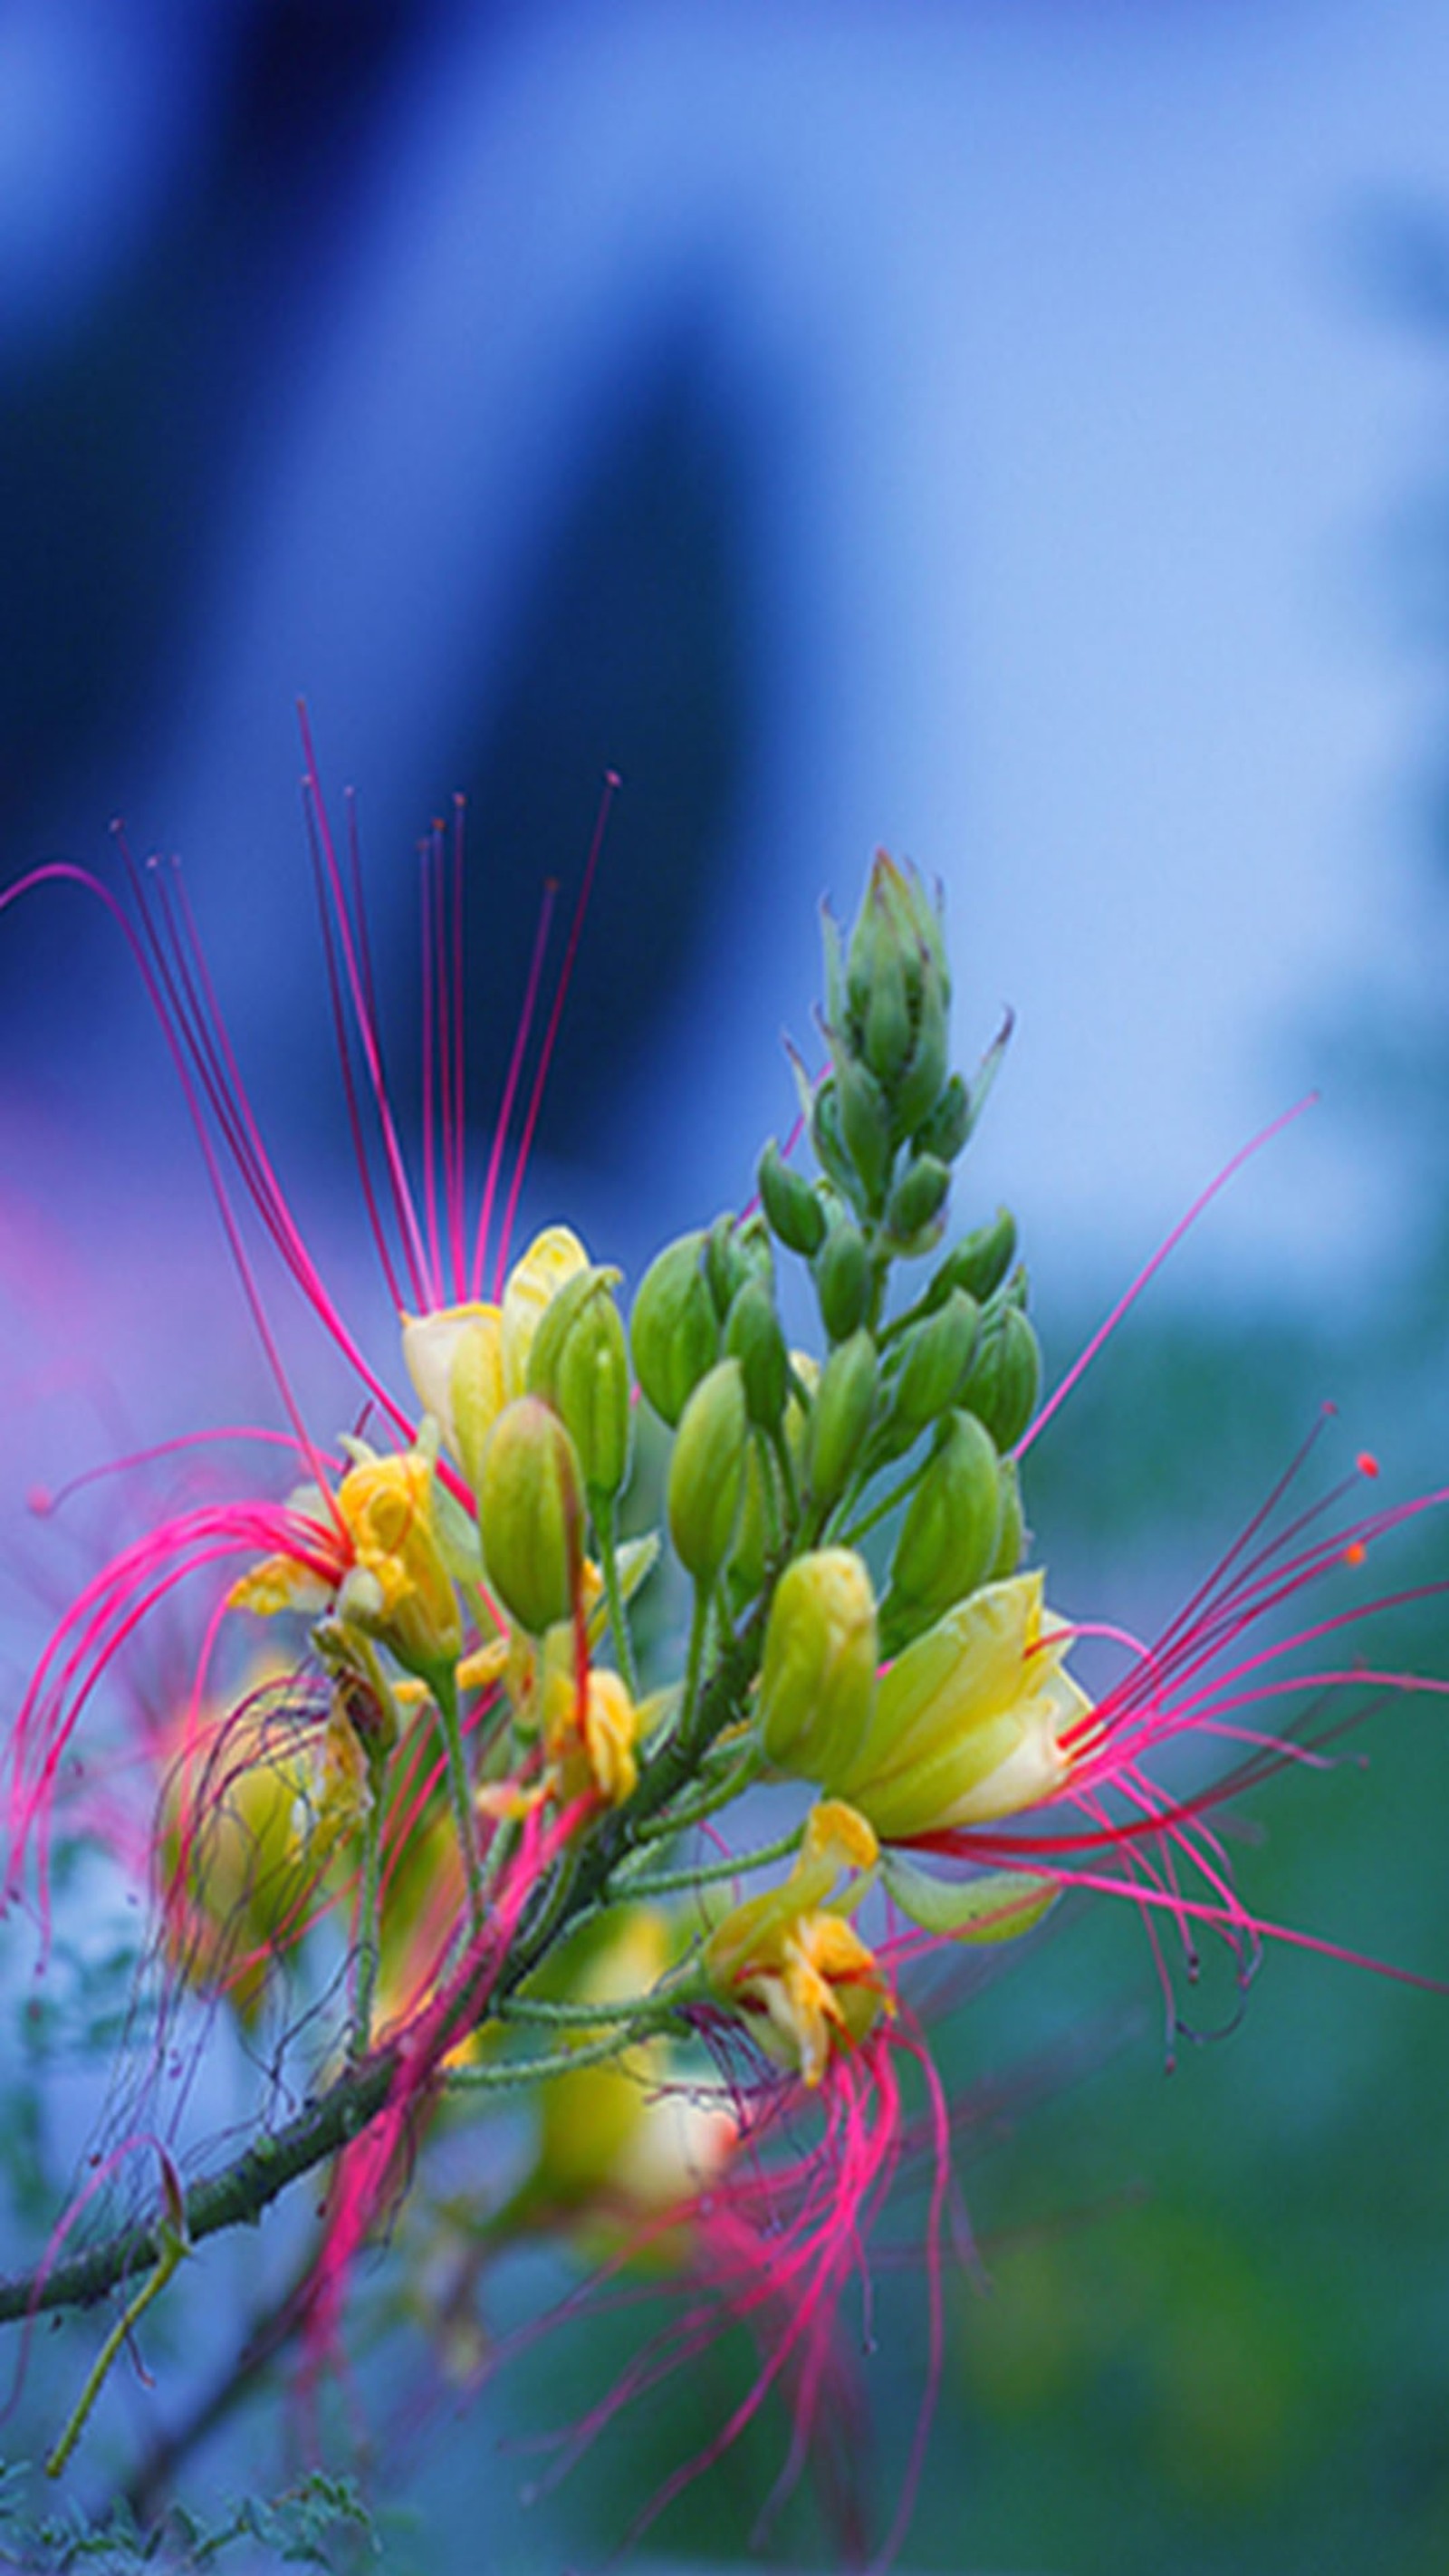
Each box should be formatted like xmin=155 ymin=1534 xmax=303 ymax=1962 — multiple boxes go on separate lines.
xmin=879 ymin=1850 xmax=1057 ymax=1943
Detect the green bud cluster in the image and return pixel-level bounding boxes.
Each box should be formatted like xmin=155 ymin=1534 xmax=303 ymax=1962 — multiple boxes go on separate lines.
xmin=520 ymin=851 xmax=1051 ymax=1799
xmin=611 ymin=853 xmax=1051 ymax=1681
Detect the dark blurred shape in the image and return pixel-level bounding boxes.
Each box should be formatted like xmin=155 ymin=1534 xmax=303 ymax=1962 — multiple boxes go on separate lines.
xmin=440 ymin=313 xmax=747 ymax=1157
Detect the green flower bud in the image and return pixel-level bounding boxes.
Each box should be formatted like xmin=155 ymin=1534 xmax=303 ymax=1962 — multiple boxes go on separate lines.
xmin=724 ymin=1275 xmax=789 ymax=1433
xmin=476 ymin=1395 xmax=584 ymax=1637
xmin=704 ymin=1211 xmax=747 ymax=1322
xmin=960 ymin=1302 xmax=1041 ymax=1452
xmin=814 ymin=1217 xmax=872 ymax=1343
xmin=881 ymin=1289 xmax=980 ymax=1450
xmin=725 ymin=1435 xmax=772 ymax=1610
xmin=883 ymin=1408 xmax=1002 ymax=1648
xmin=758 ymin=1549 xmax=879 ymax=1781
xmin=835 ymin=1055 xmax=893 ymax=1212
xmin=757 ymin=1139 xmax=826 ymax=1258
xmin=806 ymin=1328 xmax=878 ymax=1512
xmin=667 ymin=1358 xmax=749 ymax=1583
xmin=810 ymin=1074 xmax=854 ymax=1197
xmin=992 ymin=1452 xmax=1025 ymax=1579
xmin=913 ymin=1072 xmax=971 ymax=1167
xmin=887 ymin=1153 xmax=952 ymax=1246
xmin=845 ymin=850 xmax=949 ymax=1030
xmin=861 ymin=938 xmax=914 ymax=1095
xmin=843 ymin=853 xmax=952 ymax=1142
xmin=893 ymin=997 xmax=949 ymax=1143
xmin=631 ymin=1232 xmax=719 ymax=1427
xmin=526 ymin=1265 xmax=632 ymax=1503
xmin=931 ymin=1207 xmax=1017 ymax=1308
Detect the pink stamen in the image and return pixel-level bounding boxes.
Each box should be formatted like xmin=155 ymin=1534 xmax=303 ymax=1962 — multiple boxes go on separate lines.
xmin=469 ymin=879 xmax=556 ymax=1300
xmin=1016 ymin=1094 xmax=1319 ymax=1459
xmin=492 ymin=772 xmax=618 ymax=1293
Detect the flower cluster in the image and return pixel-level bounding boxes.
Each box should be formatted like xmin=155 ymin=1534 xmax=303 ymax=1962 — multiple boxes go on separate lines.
xmin=1 ymin=770 xmax=1443 ymax=2563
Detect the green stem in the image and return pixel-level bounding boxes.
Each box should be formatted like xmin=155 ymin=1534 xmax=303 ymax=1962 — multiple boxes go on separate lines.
xmin=677 ymin=1583 xmax=711 ymax=1742
xmin=629 ymin=1739 xmax=763 ymax=1845
xmin=444 ymin=2021 xmax=651 ymax=2093
xmin=497 ymin=1975 xmax=702 ymax=2031
xmin=433 ymin=1664 xmax=484 ymax=1937
xmin=594 ymin=1500 xmax=640 ymax=1698
xmin=47 ymin=2227 xmax=187 ymax=2478
xmin=768 ymin=1423 xmax=800 ymax=1533
xmin=626 ymin=1822 xmax=803 ymax=1898
xmin=348 ymin=1766 xmax=387 ymax=2065
xmin=836 ymin=1453 xmax=929 ymax=1550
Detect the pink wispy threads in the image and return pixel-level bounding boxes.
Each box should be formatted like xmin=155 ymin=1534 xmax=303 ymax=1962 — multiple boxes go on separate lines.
xmin=0 ymin=716 xmax=608 ymax=1920
xmin=296 ymin=1796 xmax=585 ymax=2397
xmin=912 ymin=1440 xmax=1449 ymax=2054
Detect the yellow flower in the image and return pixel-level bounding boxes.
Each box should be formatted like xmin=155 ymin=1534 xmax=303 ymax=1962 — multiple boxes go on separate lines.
xmin=836 ymin=1571 xmax=1099 ymax=1840
xmin=400 ymin=1225 xmax=589 ymax=1488
xmin=705 ymin=1801 xmax=889 ymax=2086
xmin=541 ymin=1661 xmax=639 ymax=1808
xmin=229 ymin=1450 xmax=462 ymax=1681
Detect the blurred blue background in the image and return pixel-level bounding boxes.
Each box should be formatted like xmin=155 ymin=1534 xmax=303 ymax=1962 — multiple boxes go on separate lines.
xmin=3 ymin=4 xmax=1449 ymax=2571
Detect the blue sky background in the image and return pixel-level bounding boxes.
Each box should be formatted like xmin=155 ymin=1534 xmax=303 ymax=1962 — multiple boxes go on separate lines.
xmin=6 ymin=1 xmax=1449 ymax=1328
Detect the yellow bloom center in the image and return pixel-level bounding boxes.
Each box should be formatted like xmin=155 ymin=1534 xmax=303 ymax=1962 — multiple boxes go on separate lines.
xmin=705 ymin=1800 xmax=889 ymax=2085
xmin=542 ymin=1663 xmax=639 ymax=1808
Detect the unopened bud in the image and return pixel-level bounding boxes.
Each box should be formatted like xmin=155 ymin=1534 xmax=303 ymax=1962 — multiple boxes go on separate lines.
xmin=725 ymin=1276 xmax=789 ymax=1432
xmin=861 ymin=937 xmax=914 ymax=1094
xmin=476 ymin=1396 xmax=584 ymax=1636
xmin=887 ymin=1153 xmax=951 ymax=1246
xmin=845 ymin=850 xmax=948 ymax=1024
xmin=960 ymin=1302 xmax=1041 ymax=1452
xmin=500 ymin=1225 xmax=590 ymax=1394
xmin=932 ymin=1207 xmax=1017 ymax=1309
xmin=704 ymin=1211 xmax=747 ymax=1321
xmin=758 ymin=1549 xmax=878 ymax=1782
xmin=894 ymin=995 xmax=949 ymax=1142
xmin=667 ymin=1358 xmax=749 ymax=1583
xmin=631 ymin=1232 xmax=720 ymax=1427
xmin=843 ymin=853 xmax=952 ymax=1141
xmin=401 ymin=1303 xmax=504 ymax=1494
xmin=884 ymin=1408 xmax=1002 ymax=1644
xmin=810 ymin=1075 xmax=854 ymax=1196
xmin=758 ymin=1139 xmax=826 ymax=1258
xmin=527 ymin=1265 xmax=632 ymax=1503
xmin=880 ymin=1290 xmax=979 ymax=1452
xmin=806 ymin=1328 xmax=878 ymax=1512
xmin=815 ymin=1217 xmax=871 ymax=1343
xmin=725 ymin=1436 xmax=772 ymax=1610
xmin=835 ymin=1055 xmax=893 ymax=1212
xmin=913 ymin=1072 xmax=971 ymax=1167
